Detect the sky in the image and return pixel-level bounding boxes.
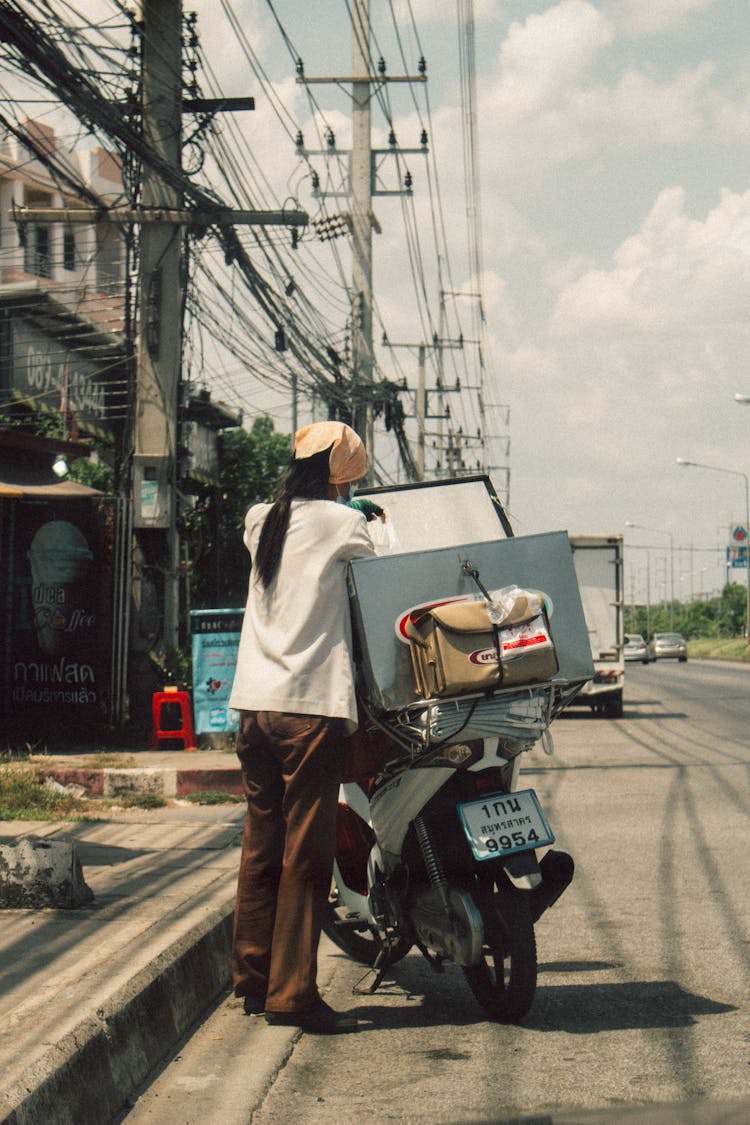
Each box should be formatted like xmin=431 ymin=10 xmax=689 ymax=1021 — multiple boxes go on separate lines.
xmin=7 ymin=0 xmax=750 ymax=602
xmin=186 ymin=0 xmax=750 ymax=603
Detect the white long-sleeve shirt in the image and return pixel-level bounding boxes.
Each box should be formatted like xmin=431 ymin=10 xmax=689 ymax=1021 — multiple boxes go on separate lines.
xmin=228 ymin=499 xmax=375 ymax=728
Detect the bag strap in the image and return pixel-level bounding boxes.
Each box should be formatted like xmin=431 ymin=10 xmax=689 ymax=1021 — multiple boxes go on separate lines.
xmin=460 ymin=563 xmax=504 ymax=673
xmin=461 ymin=560 xmax=493 ymax=601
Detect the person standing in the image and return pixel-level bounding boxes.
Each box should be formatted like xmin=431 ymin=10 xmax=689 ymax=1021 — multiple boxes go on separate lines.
xmin=229 ymin=421 xmax=375 ymax=1034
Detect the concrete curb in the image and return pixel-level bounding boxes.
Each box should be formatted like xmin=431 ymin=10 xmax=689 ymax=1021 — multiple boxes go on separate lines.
xmin=0 ymin=898 xmax=235 ymax=1125
xmin=42 ymin=766 xmax=243 ymax=800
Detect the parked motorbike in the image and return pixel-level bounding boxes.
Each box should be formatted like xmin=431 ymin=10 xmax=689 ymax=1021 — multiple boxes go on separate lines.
xmin=324 ymin=706 xmax=575 ymax=1023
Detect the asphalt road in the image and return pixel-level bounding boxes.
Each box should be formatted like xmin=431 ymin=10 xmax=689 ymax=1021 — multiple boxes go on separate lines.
xmin=122 ymin=660 xmax=750 ymax=1124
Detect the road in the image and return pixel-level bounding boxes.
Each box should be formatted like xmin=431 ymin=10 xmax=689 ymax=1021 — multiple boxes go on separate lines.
xmin=121 ymin=660 xmax=750 ymax=1124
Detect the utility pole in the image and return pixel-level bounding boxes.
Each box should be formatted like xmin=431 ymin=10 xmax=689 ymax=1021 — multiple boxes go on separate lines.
xmin=350 ymin=0 xmax=374 ymax=467
xmin=132 ymin=0 xmax=183 ymax=656
xmin=382 ymin=335 xmax=463 ymax=480
xmin=296 ymin=3 xmax=426 ymax=478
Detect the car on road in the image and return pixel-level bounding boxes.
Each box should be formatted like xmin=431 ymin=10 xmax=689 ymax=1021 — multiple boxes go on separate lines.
xmin=649 ymin=632 xmax=688 ymax=662
xmin=624 ymin=633 xmax=650 ymax=663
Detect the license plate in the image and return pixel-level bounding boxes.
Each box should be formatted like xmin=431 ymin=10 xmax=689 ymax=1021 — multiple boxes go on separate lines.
xmin=457 ymin=788 xmax=554 ymax=862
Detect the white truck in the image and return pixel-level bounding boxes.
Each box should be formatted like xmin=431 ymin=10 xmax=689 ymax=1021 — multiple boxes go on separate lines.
xmin=569 ymin=534 xmax=624 ymax=718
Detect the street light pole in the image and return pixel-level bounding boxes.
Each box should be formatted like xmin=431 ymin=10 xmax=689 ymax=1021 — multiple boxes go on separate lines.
xmin=624 ymin=521 xmax=675 ymax=630
xmin=676 ymin=458 xmax=750 ymax=646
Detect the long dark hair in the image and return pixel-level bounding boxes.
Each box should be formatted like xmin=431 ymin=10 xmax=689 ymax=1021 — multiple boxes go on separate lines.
xmin=254 ymin=445 xmax=332 ymax=588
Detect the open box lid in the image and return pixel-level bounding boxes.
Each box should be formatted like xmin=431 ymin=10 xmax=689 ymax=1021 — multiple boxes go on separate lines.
xmin=357 ymin=474 xmax=512 ymax=553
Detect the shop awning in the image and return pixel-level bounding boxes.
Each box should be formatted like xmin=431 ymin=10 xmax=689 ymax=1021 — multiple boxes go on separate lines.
xmin=0 ymin=479 xmax=102 ymax=498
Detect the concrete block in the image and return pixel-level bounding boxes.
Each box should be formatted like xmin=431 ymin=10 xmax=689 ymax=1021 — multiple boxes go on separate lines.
xmin=103 ymin=768 xmax=175 ymax=799
xmin=0 ymin=837 xmax=94 ymax=909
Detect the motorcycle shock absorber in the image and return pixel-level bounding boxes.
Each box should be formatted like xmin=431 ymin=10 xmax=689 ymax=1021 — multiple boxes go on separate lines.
xmin=414 ymin=814 xmax=450 ymax=908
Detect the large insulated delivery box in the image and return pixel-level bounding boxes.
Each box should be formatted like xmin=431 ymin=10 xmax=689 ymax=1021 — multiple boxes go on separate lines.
xmin=349 ymin=477 xmax=593 ymax=717
xmin=349 ymin=527 xmax=594 ymax=715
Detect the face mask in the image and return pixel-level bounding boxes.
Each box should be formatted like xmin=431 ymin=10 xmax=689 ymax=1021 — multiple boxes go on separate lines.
xmin=336 ymin=484 xmax=358 ymax=505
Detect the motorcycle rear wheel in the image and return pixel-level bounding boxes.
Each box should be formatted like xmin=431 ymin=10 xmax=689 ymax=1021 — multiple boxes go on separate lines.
xmin=323 ymin=891 xmax=411 ymax=967
xmin=462 ymin=889 xmax=537 ymax=1023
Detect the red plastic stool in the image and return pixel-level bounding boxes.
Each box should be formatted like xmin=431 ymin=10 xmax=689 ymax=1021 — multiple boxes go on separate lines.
xmin=150 ymin=687 xmax=197 ymax=751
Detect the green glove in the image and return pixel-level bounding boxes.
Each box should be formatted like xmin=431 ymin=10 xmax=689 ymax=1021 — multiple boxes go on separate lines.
xmin=350 ymin=498 xmax=385 ymax=522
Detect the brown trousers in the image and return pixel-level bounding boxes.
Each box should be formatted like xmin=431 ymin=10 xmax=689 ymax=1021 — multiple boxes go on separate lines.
xmin=231 ymin=710 xmax=344 ymax=1013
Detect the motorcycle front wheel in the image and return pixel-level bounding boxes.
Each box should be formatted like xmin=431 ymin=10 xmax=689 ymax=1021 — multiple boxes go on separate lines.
xmin=462 ymin=888 xmax=537 ymax=1023
xmin=323 ymin=889 xmax=411 ymax=967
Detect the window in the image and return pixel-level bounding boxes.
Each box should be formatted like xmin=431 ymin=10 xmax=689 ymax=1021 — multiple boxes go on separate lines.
xmin=24 ymin=225 xmax=51 ymax=278
xmin=63 ymin=227 xmax=76 ymax=271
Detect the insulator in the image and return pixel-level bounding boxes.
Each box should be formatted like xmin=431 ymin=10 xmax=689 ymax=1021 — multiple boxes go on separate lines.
xmin=388 ymin=129 xmax=397 ymax=148
xmin=296 ymin=57 xmax=304 ymax=76
xmin=382 ymin=331 xmax=388 ymax=345
xmin=404 ymin=170 xmax=412 ymax=190
xmin=378 ymin=56 xmax=386 ymax=74
xmin=326 ymin=128 xmax=335 ymax=148
xmin=418 ymin=56 xmax=426 ymax=74
xmin=420 ymin=129 xmax=428 ymax=148
xmin=311 ymin=170 xmax=320 ymax=190
xmin=455 ymin=378 xmax=460 ymax=391
xmin=295 ymin=130 xmax=304 ymax=151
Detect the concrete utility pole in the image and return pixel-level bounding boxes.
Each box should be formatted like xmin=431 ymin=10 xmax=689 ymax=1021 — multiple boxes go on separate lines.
xmin=132 ymin=0 xmax=183 ymax=654
xmin=350 ymin=0 xmax=375 ymax=468
xmin=296 ymin=4 xmax=425 ymax=479
xmin=382 ymin=336 xmax=463 ymax=480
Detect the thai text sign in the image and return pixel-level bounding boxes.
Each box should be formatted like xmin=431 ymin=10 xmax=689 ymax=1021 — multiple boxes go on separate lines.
xmin=190 ymin=609 xmax=243 ymax=733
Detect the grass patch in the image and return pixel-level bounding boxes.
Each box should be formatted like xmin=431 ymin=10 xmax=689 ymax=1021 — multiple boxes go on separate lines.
xmin=114 ymin=791 xmax=167 ymax=810
xmin=0 ymin=763 xmax=90 ymax=822
xmin=82 ymin=753 xmax=138 ymax=769
xmin=688 ymin=638 xmax=750 ymax=662
xmin=183 ymin=789 xmax=243 ymax=805
xmin=1 ymin=742 xmax=48 ymax=764
xmin=0 ymin=764 xmax=167 ymax=819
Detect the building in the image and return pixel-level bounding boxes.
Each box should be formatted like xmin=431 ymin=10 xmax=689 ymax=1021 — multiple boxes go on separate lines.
xmin=0 ymin=120 xmax=240 ymax=739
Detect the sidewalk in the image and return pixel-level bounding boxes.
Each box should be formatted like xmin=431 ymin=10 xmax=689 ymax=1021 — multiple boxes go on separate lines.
xmin=0 ymin=749 xmax=246 ymax=1125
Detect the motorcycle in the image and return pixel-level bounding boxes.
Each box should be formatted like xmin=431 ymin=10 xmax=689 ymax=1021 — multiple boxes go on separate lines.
xmin=324 ymin=691 xmax=576 ymax=1024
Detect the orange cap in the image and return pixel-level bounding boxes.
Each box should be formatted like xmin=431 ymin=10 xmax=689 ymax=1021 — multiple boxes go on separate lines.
xmin=293 ymin=421 xmax=366 ymax=484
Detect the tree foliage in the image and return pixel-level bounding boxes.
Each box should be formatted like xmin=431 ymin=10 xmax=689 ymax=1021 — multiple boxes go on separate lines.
xmin=184 ymin=416 xmax=291 ymax=608
xmin=625 ymin=582 xmax=747 ymax=639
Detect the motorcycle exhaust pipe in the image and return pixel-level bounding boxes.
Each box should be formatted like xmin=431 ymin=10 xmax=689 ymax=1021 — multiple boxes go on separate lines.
xmin=529 ymin=849 xmax=574 ymax=923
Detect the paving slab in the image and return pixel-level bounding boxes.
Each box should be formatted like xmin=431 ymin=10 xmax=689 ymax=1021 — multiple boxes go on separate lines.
xmin=0 ymin=803 xmax=244 ymax=1125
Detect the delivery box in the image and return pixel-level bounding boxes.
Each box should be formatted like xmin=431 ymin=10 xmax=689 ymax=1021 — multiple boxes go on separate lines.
xmin=348 ymin=529 xmax=593 ymax=715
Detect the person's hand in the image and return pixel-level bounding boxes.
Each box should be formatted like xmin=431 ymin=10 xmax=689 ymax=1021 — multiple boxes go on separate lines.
xmin=350 ymin=498 xmax=385 ymax=522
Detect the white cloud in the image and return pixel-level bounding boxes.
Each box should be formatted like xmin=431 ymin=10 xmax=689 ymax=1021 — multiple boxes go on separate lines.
xmin=477 ymin=3 xmax=717 ymax=181
xmin=495 ymin=1 xmax=613 ymax=115
xmin=549 ymin=187 xmax=750 ymax=335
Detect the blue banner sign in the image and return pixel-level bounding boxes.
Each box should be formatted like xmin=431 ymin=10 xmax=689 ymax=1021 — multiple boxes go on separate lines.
xmin=190 ymin=609 xmax=243 ymax=733
xmin=726 ymin=546 xmax=748 ymax=569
